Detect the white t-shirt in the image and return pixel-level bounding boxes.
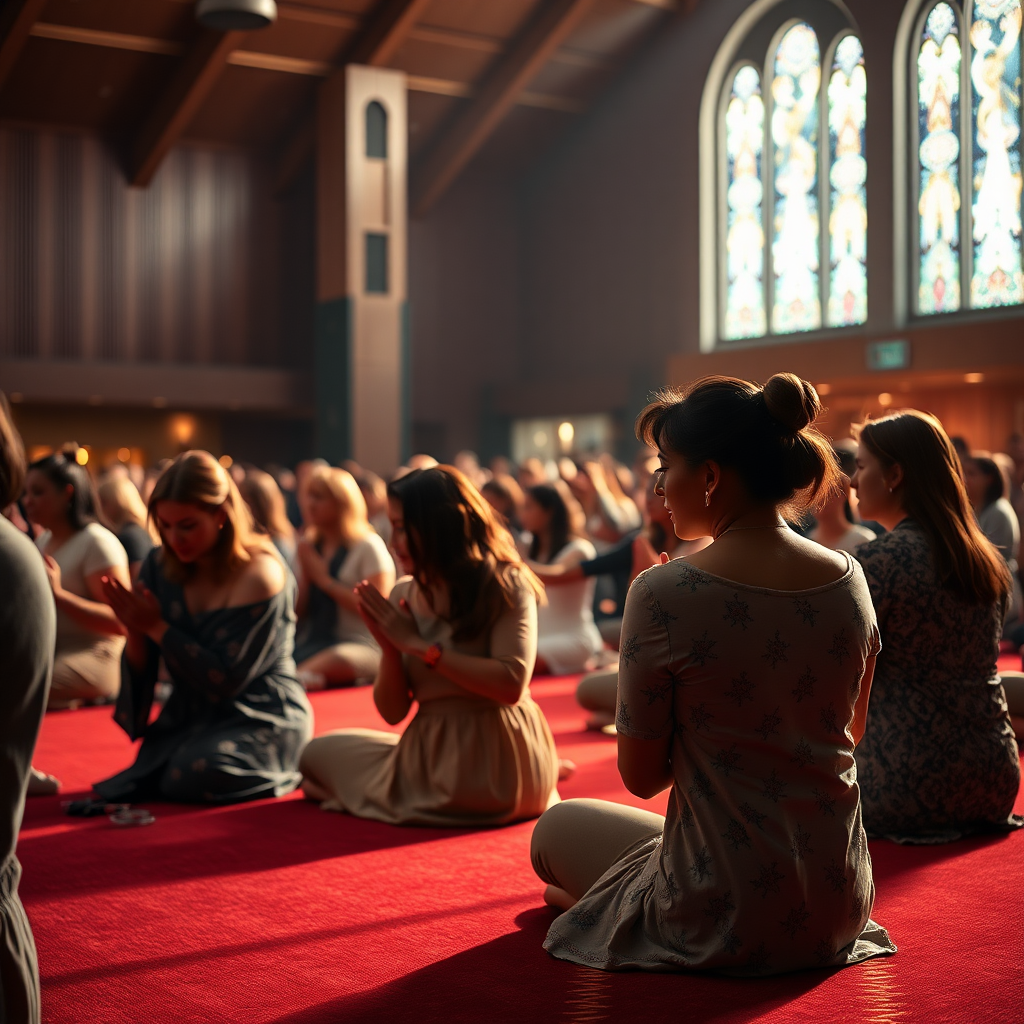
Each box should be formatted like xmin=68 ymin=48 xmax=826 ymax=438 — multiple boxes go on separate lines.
xmin=536 ymin=537 xmax=604 ymax=674
xmin=37 ymin=522 xmax=128 ymax=650
xmin=334 ymin=532 xmax=396 ymax=645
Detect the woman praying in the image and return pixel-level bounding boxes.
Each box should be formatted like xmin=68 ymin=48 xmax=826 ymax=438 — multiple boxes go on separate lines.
xmin=95 ymin=451 xmax=312 ymax=804
xmin=531 ymin=374 xmax=895 ymax=975
xmin=299 ymin=466 xmax=559 ymax=826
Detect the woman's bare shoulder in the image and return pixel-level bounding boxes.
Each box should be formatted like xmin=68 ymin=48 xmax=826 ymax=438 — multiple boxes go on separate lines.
xmin=234 ymin=547 xmax=287 ymax=605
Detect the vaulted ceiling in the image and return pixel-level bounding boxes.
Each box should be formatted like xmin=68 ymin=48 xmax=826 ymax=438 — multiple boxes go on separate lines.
xmin=0 ymin=0 xmax=692 ymax=213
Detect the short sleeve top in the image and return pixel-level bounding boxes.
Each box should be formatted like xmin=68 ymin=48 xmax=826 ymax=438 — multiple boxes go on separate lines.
xmin=38 ymin=522 xmax=128 ymax=649
xmin=334 ymin=532 xmax=396 ymax=644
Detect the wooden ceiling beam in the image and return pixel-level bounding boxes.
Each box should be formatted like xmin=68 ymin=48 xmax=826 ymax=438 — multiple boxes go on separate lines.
xmin=0 ymin=0 xmax=49 ymax=93
xmin=130 ymin=28 xmax=246 ymax=187
xmin=272 ymin=0 xmax=431 ymax=196
xmin=349 ymin=0 xmax=434 ymax=67
xmin=410 ymin=0 xmax=598 ymax=218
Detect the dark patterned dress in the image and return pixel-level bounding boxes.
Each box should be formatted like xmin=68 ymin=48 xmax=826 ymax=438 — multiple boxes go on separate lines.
xmin=544 ymin=555 xmax=895 ymax=975
xmin=95 ymin=549 xmax=313 ymax=804
xmin=854 ymin=520 xmax=1022 ymax=843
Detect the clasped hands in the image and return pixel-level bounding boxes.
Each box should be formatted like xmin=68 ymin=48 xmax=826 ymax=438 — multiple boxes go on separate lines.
xmin=355 ymin=580 xmax=426 ymax=658
xmin=101 ymin=575 xmax=167 ymax=643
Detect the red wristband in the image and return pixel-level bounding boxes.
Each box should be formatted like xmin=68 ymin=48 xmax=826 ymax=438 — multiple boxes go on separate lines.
xmin=423 ymin=643 xmax=442 ymax=669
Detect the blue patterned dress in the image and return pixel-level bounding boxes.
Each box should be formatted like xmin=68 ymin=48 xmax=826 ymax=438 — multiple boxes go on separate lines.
xmin=543 ymin=554 xmax=896 ymax=975
xmin=95 ymin=549 xmax=313 ymax=803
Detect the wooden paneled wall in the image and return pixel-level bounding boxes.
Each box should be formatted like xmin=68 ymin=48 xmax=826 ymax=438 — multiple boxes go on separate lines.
xmin=0 ymin=127 xmax=309 ymax=370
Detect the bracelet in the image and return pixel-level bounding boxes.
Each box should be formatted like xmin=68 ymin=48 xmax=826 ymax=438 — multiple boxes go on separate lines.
xmin=423 ymin=643 xmax=442 ymax=669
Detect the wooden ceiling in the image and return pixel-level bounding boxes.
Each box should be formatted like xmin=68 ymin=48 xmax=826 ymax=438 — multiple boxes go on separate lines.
xmin=0 ymin=0 xmax=689 ymax=214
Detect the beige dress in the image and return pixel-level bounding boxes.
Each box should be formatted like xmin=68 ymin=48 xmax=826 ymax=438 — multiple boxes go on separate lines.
xmin=300 ymin=574 xmax=560 ymax=826
xmin=543 ymin=555 xmax=896 ymax=975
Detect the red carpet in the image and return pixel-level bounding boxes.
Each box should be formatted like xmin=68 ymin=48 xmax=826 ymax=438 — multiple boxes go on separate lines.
xmin=20 ymin=675 xmax=1024 ymax=1024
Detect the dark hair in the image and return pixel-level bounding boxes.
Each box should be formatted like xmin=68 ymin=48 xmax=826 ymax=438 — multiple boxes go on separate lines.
xmin=0 ymin=392 xmax=26 ymax=509
xmin=27 ymin=449 xmax=100 ymax=531
xmin=857 ymin=411 xmax=1010 ymax=606
xmin=636 ymin=373 xmax=840 ymax=516
xmin=971 ymin=454 xmax=1006 ymax=508
xmin=526 ymin=483 xmax=577 ymax=564
xmin=387 ymin=466 xmax=543 ymax=642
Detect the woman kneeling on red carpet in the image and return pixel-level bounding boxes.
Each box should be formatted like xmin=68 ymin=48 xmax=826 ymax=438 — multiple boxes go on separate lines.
xmin=532 ymin=374 xmax=896 ymax=975
xmin=95 ymin=451 xmax=313 ymax=804
xmin=299 ymin=466 xmax=560 ymax=826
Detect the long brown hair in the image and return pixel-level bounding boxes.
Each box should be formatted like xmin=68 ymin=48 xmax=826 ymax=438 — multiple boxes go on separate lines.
xmin=387 ymin=466 xmax=544 ymax=642
xmin=636 ymin=373 xmax=840 ymax=518
xmin=149 ymin=450 xmax=273 ymax=583
xmin=856 ymin=411 xmax=1010 ymax=606
xmin=239 ymin=469 xmax=295 ymax=544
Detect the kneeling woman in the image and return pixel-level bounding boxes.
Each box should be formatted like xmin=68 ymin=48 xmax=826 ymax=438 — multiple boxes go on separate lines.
xmin=532 ymin=374 xmax=895 ymax=975
xmin=300 ymin=466 xmax=559 ymax=826
xmin=96 ymin=451 xmax=312 ymax=803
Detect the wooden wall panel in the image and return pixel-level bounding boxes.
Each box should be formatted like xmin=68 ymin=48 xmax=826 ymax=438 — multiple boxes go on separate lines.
xmin=0 ymin=126 xmax=306 ymax=372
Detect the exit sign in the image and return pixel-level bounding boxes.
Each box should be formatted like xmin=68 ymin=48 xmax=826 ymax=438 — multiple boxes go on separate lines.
xmin=867 ymin=340 xmax=910 ymax=371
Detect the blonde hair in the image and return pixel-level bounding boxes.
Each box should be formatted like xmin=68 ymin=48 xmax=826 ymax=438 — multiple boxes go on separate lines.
xmin=149 ymin=450 xmax=272 ymax=583
xmin=304 ymin=465 xmax=371 ymax=544
xmin=98 ymin=475 xmax=154 ymax=537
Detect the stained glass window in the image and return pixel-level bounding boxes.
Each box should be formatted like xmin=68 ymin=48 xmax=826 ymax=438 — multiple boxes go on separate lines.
xmin=969 ymin=0 xmax=1023 ymax=308
xmin=724 ymin=65 xmax=766 ymax=340
xmin=827 ymin=36 xmax=868 ymax=326
xmin=918 ymin=4 xmax=963 ymax=314
xmin=771 ymin=23 xmax=822 ymax=334
xmin=827 ymin=37 xmax=868 ymax=323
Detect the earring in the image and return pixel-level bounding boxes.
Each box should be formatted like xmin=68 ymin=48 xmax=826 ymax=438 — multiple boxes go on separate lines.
xmin=705 ymin=490 xmax=711 ymax=508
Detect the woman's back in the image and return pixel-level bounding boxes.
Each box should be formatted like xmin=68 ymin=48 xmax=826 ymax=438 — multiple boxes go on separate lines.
xmin=544 ymin=553 xmax=887 ymax=974
xmin=854 ymin=521 xmax=1020 ymax=840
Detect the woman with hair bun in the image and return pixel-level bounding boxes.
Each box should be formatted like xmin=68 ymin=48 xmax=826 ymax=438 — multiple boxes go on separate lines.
xmin=851 ymin=413 xmax=1022 ymax=842
xmin=299 ymin=465 xmax=559 ymax=826
xmin=96 ymin=450 xmax=312 ymax=804
xmin=532 ymin=373 xmax=894 ymax=976
xmin=23 ymin=450 xmax=130 ymax=710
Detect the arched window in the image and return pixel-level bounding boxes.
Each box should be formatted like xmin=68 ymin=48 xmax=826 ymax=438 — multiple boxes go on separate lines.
xmin=912 ymin=0 xmax=1022 ymax=315
xmin=366 ymin=100 xmax=387 ymax=159
xmin=716 ymin=7 xmax=867 ymax=344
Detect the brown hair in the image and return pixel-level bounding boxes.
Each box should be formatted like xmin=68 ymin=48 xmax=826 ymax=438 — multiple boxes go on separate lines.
xmin=387 ymin=466 xmax=544 ymax=642
xmin=0 ymin=392 xmax=26 ymax=509
xmin=636 ymin=373 xmax=840 ymax=517
xmin=856 ymin=411 xmax=1010 ymax=606
xmin=149 ymin=450 xmax=272 ymax=583
xmin=239 ymin=469 xmax=295 ymax=544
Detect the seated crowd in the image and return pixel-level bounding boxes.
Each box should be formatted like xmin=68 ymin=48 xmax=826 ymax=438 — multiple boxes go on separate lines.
xmin=1 ymin=375 xmax=1023 ymax=1020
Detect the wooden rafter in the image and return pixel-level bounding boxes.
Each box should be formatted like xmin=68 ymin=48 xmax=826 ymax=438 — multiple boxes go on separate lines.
xmin=129 ymin=28 xmax=245 ymax=187
xmin=273 ymin=0 xmax=432 ymax=195
xmin=410 ymin=0 xmax=598 ymax=218
xmin=0 ymin=0 xmax=48 ymax=93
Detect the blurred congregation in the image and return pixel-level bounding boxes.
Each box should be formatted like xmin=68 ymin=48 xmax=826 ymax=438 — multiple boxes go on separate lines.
xmin=1 ymin=0 xmax=1024 ymax=1021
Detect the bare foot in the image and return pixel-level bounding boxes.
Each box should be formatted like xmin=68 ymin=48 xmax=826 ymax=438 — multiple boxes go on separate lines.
xmin=543 ymin=885 xmax=578 ymax=912
xmin=557 ymin=758 xmax=577 ymax=782
xmin=27 ymin=767 xmax=61 ymax=797
xmin=300 ymin=778 xmax=331 ymax=802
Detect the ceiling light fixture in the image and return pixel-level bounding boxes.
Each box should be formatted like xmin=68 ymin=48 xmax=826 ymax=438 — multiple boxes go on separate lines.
xmin=195 ymin=0 xmax=277 ymax=31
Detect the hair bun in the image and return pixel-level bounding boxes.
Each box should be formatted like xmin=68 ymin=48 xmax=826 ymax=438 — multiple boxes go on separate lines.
xmin=762 ymin=373 xmax=821 ymax=434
